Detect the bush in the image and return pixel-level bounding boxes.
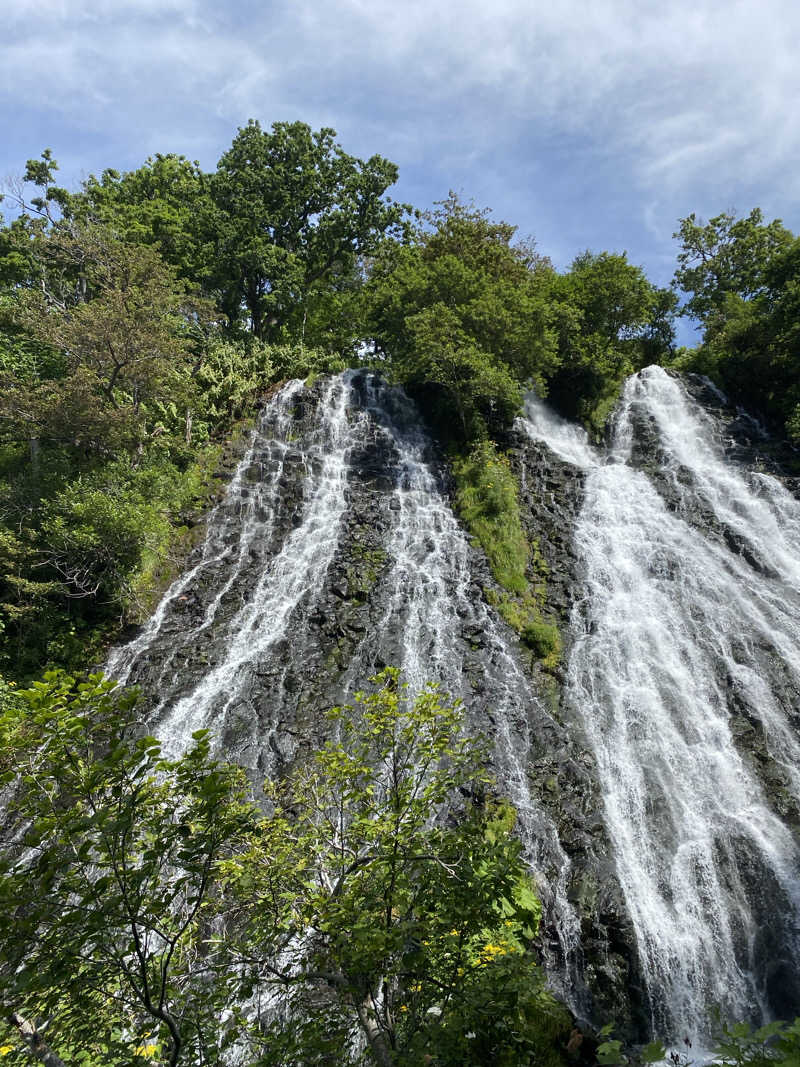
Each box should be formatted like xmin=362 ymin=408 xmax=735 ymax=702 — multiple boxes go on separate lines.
xmin=453 ymin=440 xmax=529 ymax=594
xmin=268 ymin=342 xmax=347 ymax=382
xmin=521 ymin=618 xmax=561 ymax=660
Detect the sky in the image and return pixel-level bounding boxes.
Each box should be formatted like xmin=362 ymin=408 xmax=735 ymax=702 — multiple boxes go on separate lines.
xmin=3 ymin=0 xmax=800 ymax=343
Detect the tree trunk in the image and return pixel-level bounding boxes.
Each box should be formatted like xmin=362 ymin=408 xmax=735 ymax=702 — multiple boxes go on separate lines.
xmin=354 ymin=997 xmax=394 ymax=1067
xmin=7 ymin=1012 xmax=68 ymax=1067
xmin=29 ymin=437 xmax=40 ymax=482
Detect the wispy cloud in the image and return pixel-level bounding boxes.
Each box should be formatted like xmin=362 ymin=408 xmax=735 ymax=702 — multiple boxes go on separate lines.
xmin=2 ymin=0 xmax=798 ymax=272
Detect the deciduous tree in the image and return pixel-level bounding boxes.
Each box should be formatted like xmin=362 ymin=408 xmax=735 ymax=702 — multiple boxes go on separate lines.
xmin=367 ymin=195 xmax=559 ymax=442
xmin=207 ymin=120 xmax=405 ymax=339
xmin=0 ymin=672 xmax=256 ymax=1066
xmin=224 ymin=669 xmax=568 ymax=1066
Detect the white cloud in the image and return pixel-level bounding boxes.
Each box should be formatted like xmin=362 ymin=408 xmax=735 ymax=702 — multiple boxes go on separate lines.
xmin=2 ymin=0 xmax=799 ymax=246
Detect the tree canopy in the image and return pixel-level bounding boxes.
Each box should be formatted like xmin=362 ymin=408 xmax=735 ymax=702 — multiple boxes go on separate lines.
xmin=0 ymin=669 xmax=569 ymax=1066
xmin=4 ymin=121 xmax=797 ymax=685
xmin=366 ymin=195 xmax=560 ymax=443
xmin=367 ymin=196 xmax=676 ymax=442
xmin=207 ymin=120 xmax=406 ymax=339
xmin=672 ymin=209 xmax=800 ymax=441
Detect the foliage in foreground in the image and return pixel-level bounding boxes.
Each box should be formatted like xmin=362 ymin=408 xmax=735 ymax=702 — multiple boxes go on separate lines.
xmin=594 ymin=1016 xmax=800 ymax=1067
xmin=0 ymin=671 xmax=255 ymax=1065
xmin=0 ymin=669 xmax=569 ymax=1066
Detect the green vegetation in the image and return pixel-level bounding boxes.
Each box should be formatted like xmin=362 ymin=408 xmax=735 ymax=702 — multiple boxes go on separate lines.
xmin=593 ymin=1016 xmax=800 ymax=1067
xmin=367 ymin=195 xmax=676 ymax=444
xmin=671 ymin=208 xmax=800 ymax=444
xmin=0 ymin=140 xmax=678 ymax=676
xmin=451 ymin=440 xmax=560 ymax=666
xmin=0 ymin=124 xmax=404 ymax=680
xmin=0 ymin=671 xmax=254 ymax=1066
xmin=1 ymin=123 xmax=799 ymax=1064
xmin=453 ymin=441 xmax=529 ymax=593
xmin=0 ymin=669 xmax=569 ymax=1066
xmin=366 ymin=195 xmax=559 ymax=444
xmin=546 ymin=251 xmax=678 ymax=433
xmin=364 ymin=194 xmax=677 ymax=665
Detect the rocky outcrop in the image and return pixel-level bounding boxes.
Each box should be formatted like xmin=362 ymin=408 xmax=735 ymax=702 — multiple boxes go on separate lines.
xmin=508 ymin=427 xmax=648 ymax=1035
xmin=614 ymin=371 xmax=800 ymax=837
xmin=109 ymin=367 xmax=800 ymax=1044
xmin=514 ymin=369 xmax=800 ymax=1039
xmin=108 ymin=372 xmax=645 ymax=1037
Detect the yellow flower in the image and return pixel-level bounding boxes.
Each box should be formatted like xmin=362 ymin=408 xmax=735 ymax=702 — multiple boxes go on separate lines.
xmin=399 ymin=1005 xmax=409 ymax=1013
xmin=0 ymin=1046 xmax=15 ymax=1057
xmin=134 ymin=1043 xmax=158 ymax=1058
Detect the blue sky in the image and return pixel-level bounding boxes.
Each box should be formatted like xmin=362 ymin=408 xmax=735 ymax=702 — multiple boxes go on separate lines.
xmin=3 ymin=0 xmax=799 ymax=343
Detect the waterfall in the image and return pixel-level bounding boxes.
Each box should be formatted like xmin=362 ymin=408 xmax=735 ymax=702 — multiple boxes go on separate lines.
xmin=346 ymin=375 xmax=586 ymax=1005
xmin=521 ymin=366 xmax=800 ymax=1042
xmin=108 ymin=371 xmax=584 ymax=1009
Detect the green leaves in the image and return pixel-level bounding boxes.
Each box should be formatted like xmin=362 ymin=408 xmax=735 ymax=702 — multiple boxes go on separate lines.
xmin=641 ymin=1040 xmax=668 ymax=1063
xmin=0 ymin=670 xmax=257 ymax=1066
xmin=673 ymin=209 xmax=794 ymax=323
xmin=672 ymin=208 xmax=800 ymax=444
xmin=208 ymin=120 xmax=404 ymax=339
xmin=221 ymin=669 xmax=563 ymax=1065
xmin=367 ymin=196 xmax=558 ymax=446
xmin=546 ymin=251 xmax=676 ymax=431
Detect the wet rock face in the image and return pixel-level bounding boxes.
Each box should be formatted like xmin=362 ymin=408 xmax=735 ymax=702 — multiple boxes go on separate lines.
xmin=108 ymin=372 xmax=641 ymax=1037
xmin=509 ymin=430 xmax=587 ymax=628
xmin=624 ymin=371 xmax=799 ymax=518
xmin=509 ymin=427 xmax=646 ymax=1035
xmin=613 ymin=372 xmax=800 ymax=836
xmin=682 ymin=375 xmax=800 ymax=487
xmin=516 ymin=370 xmax=800 ymax=1043
xmin=109 ymin=368 xmax=800 ymax=1045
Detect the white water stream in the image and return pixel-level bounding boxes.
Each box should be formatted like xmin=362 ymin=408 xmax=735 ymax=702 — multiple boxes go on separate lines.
xmin=521 ymin=366 xmax=800 ymax=1040
xmin=350 ymin=377 xmax=585 ymax=999
xmin=107 ymin=365 xmax=800 ymax=1039
xmin=111 ymin=375 xmax=367 ymax=753
xmin=108 ymin=373 xmax=583 ymax=1004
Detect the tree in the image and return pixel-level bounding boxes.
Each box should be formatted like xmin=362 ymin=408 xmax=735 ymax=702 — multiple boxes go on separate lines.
xmin=367 ymin=195 xmax=560 ymax=443
xmin=207 ymin=120 xmax=406 ymax=339
xmin=70 ymin=154 xmax=209 ymax=283
xmin=0 ymin=670 xmax=570 ymax=1066
xmin=546 ymin=251 xmax=676 ymax=430
xmin=0 ymin=672 xmax=256 ymax=1066
xmin=0 ymin=159 xmax=275 ymax=678
xmin=673 ymin=209 xmax=794 ymax=324
xmin=672 ymin=209 xmax=800 ymax=441
xmin=9 ymin=222 xmax=211 ymax=425
xmin=223 ymin=669 xmax=569 ymax=1067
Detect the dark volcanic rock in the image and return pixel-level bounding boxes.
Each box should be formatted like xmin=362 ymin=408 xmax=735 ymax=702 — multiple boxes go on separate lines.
xmin=108 ymin=372 xmax=637 ymax=1036
xmin=508 ymin=429 xmax=587 ymax=627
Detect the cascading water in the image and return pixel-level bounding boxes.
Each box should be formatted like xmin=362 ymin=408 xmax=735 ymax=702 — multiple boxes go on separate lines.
xmin=344 ymin=376 xmax=586 ymax=1004
xmin=107 ymin=379 xmax=306 ymax=692
xmin=520 ymin=366 xmax=800 ymax=1043
xmin=108 ymin=370 xmax=585 ymax=1010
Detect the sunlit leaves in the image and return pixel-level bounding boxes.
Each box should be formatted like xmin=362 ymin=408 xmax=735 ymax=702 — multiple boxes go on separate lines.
xmin=224 ymin=668 xmax=561 ymax=1065
xmin=0 ymin=672 xmax=256 ymax=1065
